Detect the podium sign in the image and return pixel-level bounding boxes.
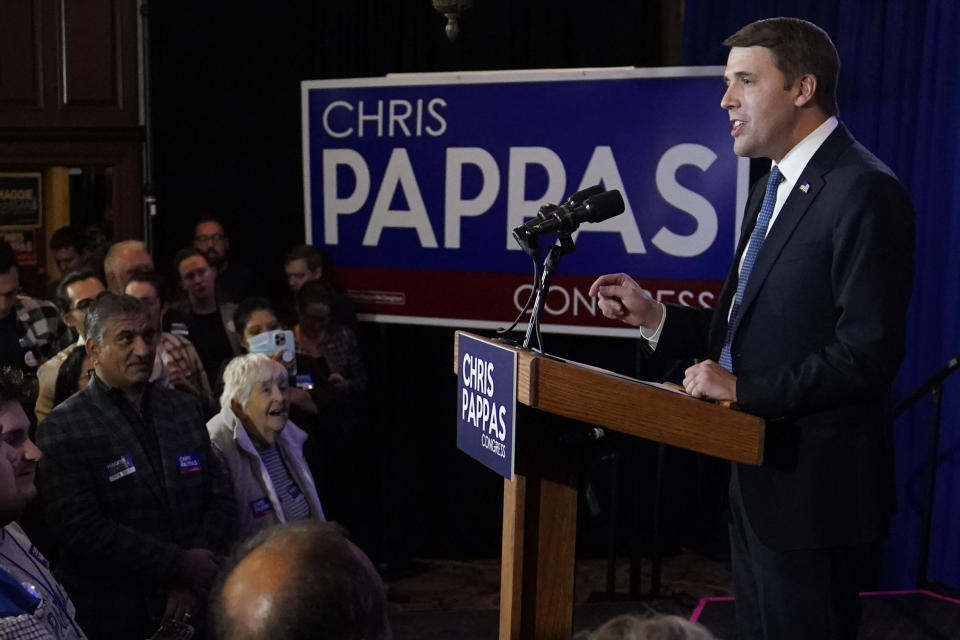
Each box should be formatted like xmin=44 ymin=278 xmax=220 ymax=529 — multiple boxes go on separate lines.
xmin=456 ymin=334 xmax=517 ymax=479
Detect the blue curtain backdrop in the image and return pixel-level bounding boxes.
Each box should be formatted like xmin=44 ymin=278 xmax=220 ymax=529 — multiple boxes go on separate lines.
xmin=683 ymin=1 xmax=960 ymax=590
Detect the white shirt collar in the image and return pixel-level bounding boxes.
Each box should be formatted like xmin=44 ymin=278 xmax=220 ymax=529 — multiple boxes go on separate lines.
xmin=772 ymin=116 xmax=839 ymax=183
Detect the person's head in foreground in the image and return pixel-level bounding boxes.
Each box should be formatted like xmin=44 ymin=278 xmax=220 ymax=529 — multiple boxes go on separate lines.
xmin=576 ymin=614 xmax=717 ymax=640
xmin=210 ymin=520 xmax=391 ymax=640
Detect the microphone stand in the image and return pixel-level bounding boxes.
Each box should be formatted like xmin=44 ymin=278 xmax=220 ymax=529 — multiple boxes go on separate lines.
xmin=893 ymin=352 xmax=960 ymax=591
xmin=522 ymin=230 xmax=577 ymax=350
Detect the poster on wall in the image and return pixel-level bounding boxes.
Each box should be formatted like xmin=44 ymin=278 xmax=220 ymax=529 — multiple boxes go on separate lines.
xmin=302 ymin=67 xmax=748 ymax=337
xmin=0 ymin=173 xmax=42 ymax=229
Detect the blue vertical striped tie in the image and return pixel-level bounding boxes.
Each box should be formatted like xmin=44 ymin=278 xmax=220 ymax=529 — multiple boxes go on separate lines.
xmin=719 ymin=166 xmax=783 ymax=372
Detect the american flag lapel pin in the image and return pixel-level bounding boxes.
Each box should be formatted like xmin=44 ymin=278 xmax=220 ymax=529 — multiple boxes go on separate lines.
xmin=799 ymin=181 xmax=810 ymax=193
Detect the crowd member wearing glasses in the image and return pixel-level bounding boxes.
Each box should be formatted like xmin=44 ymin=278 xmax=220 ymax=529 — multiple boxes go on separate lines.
xmin=34 ymin=270 xmax=105 ymax=422
xmin=192 ymin=217 xmax=264 ymax=304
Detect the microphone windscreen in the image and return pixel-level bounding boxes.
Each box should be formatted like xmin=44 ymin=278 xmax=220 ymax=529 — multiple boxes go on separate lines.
xmin=584 ymin=190 xmax=625 ymax=222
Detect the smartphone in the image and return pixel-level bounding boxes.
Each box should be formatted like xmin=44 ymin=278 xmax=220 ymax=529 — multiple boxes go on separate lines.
xmin=248 ymin=329 xmax=296 ymax=366
xmin=150 ymin=620 xmax=194 ymax=640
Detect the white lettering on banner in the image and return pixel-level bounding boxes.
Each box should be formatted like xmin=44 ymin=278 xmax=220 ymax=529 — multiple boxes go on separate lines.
xmin=652 ymin=144 xmax=718 ymax=257
xmin=358 ymin=100 xmax=384 ymax=138
xmin=512 ymin=284 xmax=716 ymax=315
xmin=444 ymin=148 xmax=501 ymax=248
xmin=322 ymin=101 xmax=354 ymax=138
xmin=460 ymin=352 xmax=507 ymax=441
xmin=361 ymin=149 xmax=438 ymax=248
xmin=571 ymin=145 xmax=647 ymax=253
xmin=319 ymin=144 xmax=718 ymax=257
xmin=512 ymin=284 xmax=597 ymax=317
xmin=504 ymin=147 xmax=567 ymax=249
xmin=322 ymin=149 xmax=370 ymax=244
xmin=322 ymin=98 xmax=448 ymax=139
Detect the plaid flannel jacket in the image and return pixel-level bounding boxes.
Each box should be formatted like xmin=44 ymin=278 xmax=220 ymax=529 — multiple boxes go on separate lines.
xmin=14 ymin=295 xmax=72 ymax=367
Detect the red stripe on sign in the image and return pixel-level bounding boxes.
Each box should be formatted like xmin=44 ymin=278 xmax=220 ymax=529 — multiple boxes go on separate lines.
xmin=336 ymin=267 xmax=721 ymax=329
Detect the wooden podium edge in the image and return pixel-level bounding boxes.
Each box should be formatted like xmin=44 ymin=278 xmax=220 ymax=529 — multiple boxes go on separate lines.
xmin=454 ymin=330 xmax=764 ymax=465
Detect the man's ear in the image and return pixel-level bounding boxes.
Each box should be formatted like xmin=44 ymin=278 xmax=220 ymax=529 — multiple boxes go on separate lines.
xmin=86 ymin=336 xmax=101 ymax=364
xmin=795 ymin=73 xmax=817 ymax=108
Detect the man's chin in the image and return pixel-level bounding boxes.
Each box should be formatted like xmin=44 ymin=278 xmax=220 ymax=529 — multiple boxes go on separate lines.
xmin=16 ymin=479 xmax=37 ymax=503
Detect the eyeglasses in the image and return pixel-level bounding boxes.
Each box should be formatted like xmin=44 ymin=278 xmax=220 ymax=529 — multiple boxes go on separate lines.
xmin=194 ymin=233 xmax=226 ymax=246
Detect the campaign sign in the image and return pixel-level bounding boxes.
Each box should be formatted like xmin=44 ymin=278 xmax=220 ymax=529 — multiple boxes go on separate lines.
xmin=456 ymin=334 xmax=517 ymax=479
xmin=302 ymin=67 xmax=749 ymax=336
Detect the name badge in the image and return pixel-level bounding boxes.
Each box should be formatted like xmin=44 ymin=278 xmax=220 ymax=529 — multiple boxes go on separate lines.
xmin=28 ymin=544 xmax=50 ymax=570
xmin=177 ymin=453 xmax=202 ymax=474
xmin=106 ymin=455 xmax=136 ymax=482
xmin=250 ymin=497 xmax=274 ymax=518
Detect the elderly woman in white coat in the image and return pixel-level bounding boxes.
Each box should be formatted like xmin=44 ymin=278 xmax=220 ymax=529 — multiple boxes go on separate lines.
xmin=207 ymin=353 xmax=325 ymax=538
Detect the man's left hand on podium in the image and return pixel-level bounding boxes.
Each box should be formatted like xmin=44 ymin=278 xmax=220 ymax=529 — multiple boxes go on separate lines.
xmin=683 ymin=360 xmax=737 ymax=403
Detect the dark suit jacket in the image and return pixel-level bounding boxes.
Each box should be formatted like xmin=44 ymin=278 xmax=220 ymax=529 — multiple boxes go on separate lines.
xmin=37 ymin=376 xmax=236 ymax=639
xmin=655 ymin=123 xmax=914 ymax=551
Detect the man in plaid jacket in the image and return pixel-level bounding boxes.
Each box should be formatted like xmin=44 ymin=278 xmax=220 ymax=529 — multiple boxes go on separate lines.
xmin=37 ymin=294 xmax=236 ymax=640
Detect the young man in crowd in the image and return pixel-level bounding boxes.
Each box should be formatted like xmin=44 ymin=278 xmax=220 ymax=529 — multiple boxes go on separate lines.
xmin=34 ymin=270 xmax=105 ymax=422
xmin=173 ymin=248 xmax=241 ymax=388
xmin=0 ymin=366 xmax=87 ymax=639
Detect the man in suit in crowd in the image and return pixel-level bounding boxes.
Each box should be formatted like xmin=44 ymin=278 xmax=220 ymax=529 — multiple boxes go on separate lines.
xmin=210 ymin=521 xmax=390 ymax=640
xmin=37 ymin=293 xmax=235 ymax=639
xmin=589 ymin=17 xmax=914 ymax=640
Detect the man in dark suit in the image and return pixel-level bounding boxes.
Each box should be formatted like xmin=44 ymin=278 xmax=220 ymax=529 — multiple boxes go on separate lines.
xmin=589 ymin=18 xmax=914 ymax=640
xmin=37 ymin=293 xmax=236 ymax=640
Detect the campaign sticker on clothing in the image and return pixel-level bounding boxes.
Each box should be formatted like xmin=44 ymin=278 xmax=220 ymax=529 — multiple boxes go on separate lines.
xmin=250 ymin=497 xmax=274 ymax=518
xmin=177 ymin=453 xmax=202 ymax=474
xmin=106 ymin=455 xmax=136 ymax=482
xmin=28 ymin=544 xmax=50 ymax=569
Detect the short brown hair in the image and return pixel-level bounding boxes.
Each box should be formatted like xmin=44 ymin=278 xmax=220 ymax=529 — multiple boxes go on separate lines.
xmin=724 ymin=17 xmax=839 ymax=117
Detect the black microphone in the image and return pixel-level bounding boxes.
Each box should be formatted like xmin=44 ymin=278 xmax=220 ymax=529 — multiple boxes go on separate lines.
xmin=564 ymin=184 xmax=605 ymax=207
xmin=513 ymin=189 xmax=625 ymax=243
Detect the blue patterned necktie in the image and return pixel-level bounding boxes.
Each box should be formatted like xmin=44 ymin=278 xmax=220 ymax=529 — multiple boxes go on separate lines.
xmin=719 ymin=166 xmax=784 ymax=372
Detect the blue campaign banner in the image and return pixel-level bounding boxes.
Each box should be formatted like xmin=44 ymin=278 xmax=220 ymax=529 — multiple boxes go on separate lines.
xmin=302 ymin=68 xmax=749 ymax=336
xmin=456 ymin=334 xmax=517 ymax=479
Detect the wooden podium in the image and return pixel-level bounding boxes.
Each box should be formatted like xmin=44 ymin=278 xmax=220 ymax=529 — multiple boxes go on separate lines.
xmin=453 ymin=331 xmax=765 ymax=640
